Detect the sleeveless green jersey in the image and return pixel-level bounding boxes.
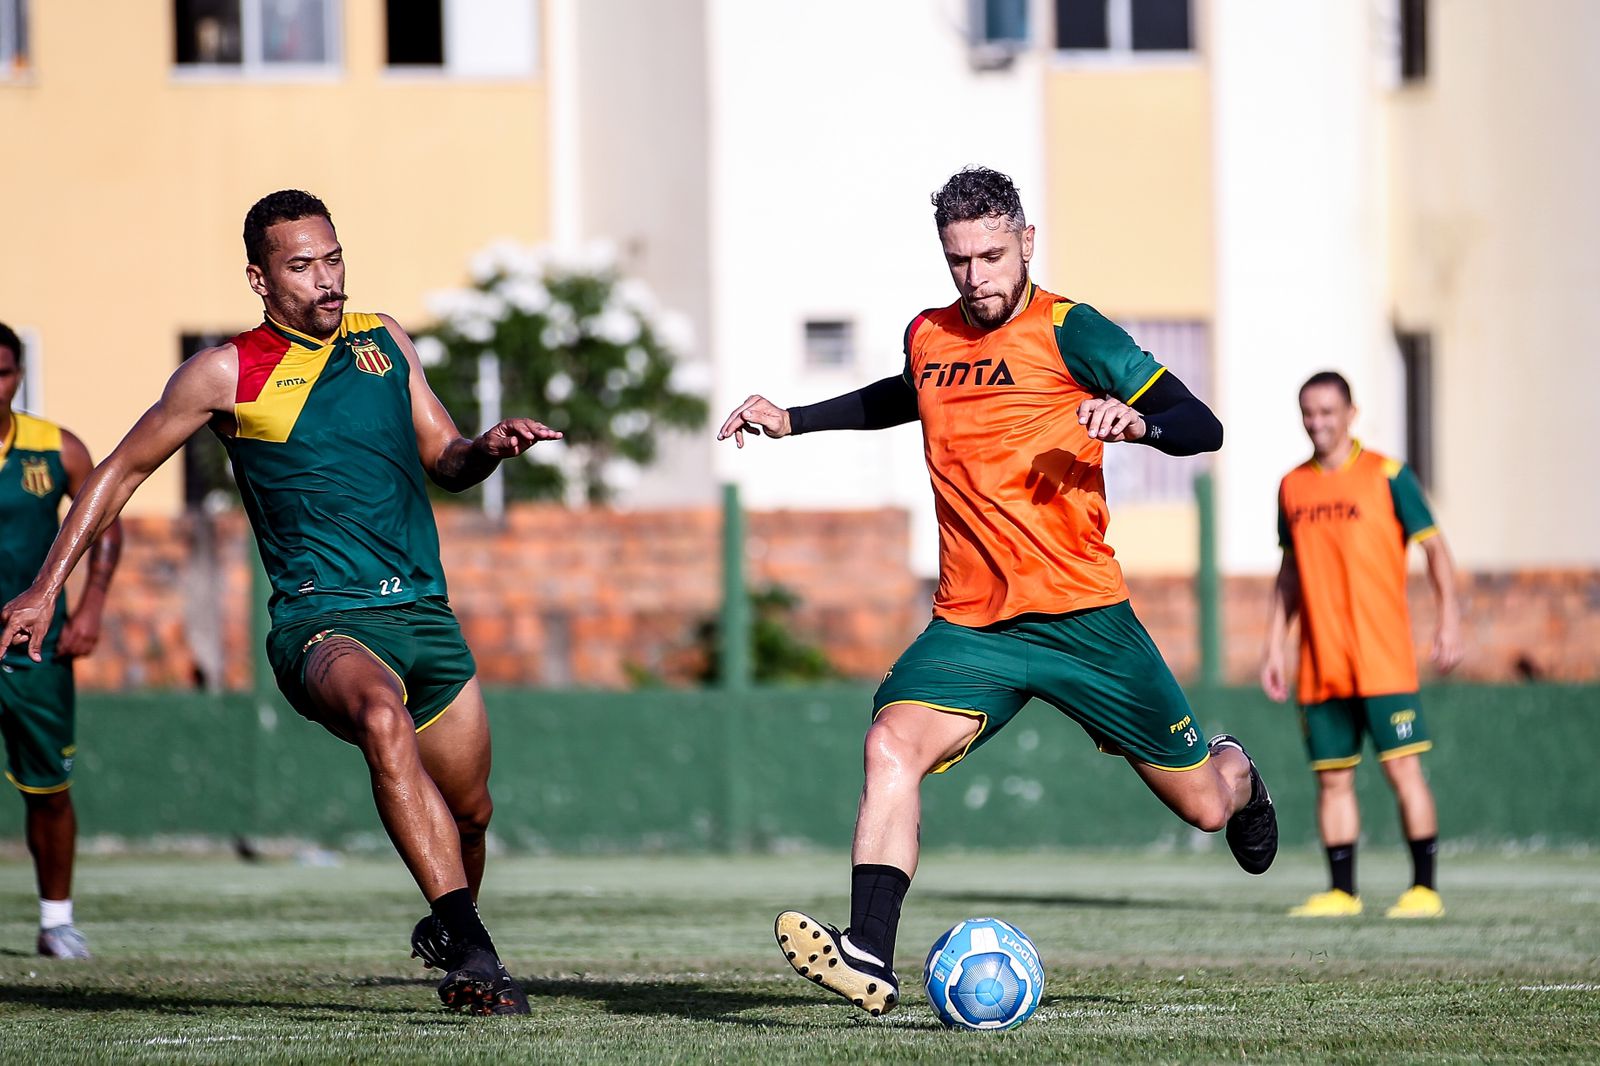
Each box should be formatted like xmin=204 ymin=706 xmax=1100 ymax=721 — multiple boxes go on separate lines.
xmin=221 ymin=313 xmax=448 ymax=626
xmin=0 ymin=412 xmax=69 ymax=667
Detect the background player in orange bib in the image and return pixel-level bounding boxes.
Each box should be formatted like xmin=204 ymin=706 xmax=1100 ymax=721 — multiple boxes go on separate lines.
xmin=1261 ymin=371 xmax=1462 ymax=919
xmin=719 ymin=167 xmax=1277 ymax=1018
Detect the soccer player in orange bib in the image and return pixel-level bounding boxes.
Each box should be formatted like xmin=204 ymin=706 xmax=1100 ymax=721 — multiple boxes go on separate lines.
xmin=1261 ymin=371 xmax=1462 ymax=919
xmin=718 ymin=167 xmax=1277 ymax=1017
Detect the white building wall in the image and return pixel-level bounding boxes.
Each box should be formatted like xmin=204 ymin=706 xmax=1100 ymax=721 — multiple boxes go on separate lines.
xmin=704 ymin=0 xmax=1049 ymax=575
xmin=1209 ymin=1 xmax=1398 ymax=575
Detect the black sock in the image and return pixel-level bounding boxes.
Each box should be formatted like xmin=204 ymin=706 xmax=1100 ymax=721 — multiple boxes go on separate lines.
xmin=1408 ymin=835 xmax=1438 ymax=890
xmin=1327 ymin=843 xmax=1356 ymax=895
xmin=430 ymin=887 xmax=497 ymax=958
xmin=848 ymin=864 xmax=911 ymax=965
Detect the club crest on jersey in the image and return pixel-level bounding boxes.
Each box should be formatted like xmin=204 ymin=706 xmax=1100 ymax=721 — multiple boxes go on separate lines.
xmin=20 ymin=456 xmax=54 ymax=497
xmin=350 ymin=338 xmax=394 ymax=377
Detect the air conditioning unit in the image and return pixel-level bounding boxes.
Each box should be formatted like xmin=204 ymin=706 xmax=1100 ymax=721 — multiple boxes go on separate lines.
xmin=969 ymin=0 xmax=1029 ymax=71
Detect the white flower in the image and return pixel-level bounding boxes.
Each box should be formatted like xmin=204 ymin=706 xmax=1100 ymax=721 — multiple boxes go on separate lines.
xmin=498 ymin=276 xmax=551 ymax=315
xmin=546 ymin=372 xmax=574 ymax=403
xmin=654 ymin=310 xmax=695 ymax=356
xmin=625 ymin=346 xmax=649 ymax=375
xmin=613 ymin=278 xmax=657 ymax=316
xmin=585 ymin=306 xmax=641 ymax=346
xmin=669 ymin=359 xmax=712 ymax=395
xmin=610 ymin=410 xmax=650 ymax=438
xmin=413 ymin=335 xmax=446 ymax=367
xmin=604 ymin=368 xmax=632 ymax=393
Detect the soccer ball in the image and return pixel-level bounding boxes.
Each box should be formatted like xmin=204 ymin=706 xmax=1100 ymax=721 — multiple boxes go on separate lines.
xmin=922 ymin=917 xmax=1045 ymax=1031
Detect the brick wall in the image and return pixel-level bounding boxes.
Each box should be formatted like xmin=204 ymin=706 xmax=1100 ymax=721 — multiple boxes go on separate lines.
xmin=66 ymin=507 xmax=1600 ymax=690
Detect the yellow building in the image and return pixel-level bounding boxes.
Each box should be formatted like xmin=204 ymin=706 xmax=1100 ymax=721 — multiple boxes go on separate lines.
xmin=0 ymin=0 xmax=548 ymax=513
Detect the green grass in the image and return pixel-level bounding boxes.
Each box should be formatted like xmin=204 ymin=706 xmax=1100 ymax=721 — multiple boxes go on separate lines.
xmin=1 ymin=848 xmax=1597 ymax=1063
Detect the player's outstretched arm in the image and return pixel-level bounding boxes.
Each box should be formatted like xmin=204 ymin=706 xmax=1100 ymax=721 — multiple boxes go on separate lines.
xmin=0 ymin=347 xmax=234 ymax=661
xmin=54 ymin=430 xmax=123 ymax=660
xmin=1420 ymin=533 xmax=1463 ymax=673
xmin=1260 ymin=552 xmax=1302 ymax=702
xmin=717 ymin=376 xmax=918 ymax=449
xmin=382 ymin=314 xmax=563 ymax=492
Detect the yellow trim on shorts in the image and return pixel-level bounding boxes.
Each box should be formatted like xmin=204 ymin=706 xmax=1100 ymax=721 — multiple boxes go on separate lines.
xmin=414 ymin=698 xmax=456 ymax=734
xmin=1311 ymin=755 xmax=1363 ymax=771
xmin=320 ymin=634 xmax=409 ymax=705
xmin=6 ymin=772 xmax=71 ymax=795
xmin=1378 ymin=741 xmax=1433 ymax=762
xmin=1116 ymin=750 xmax=1209 ymax=772
xmin=873 ymin=699 xmax=988 ymax=774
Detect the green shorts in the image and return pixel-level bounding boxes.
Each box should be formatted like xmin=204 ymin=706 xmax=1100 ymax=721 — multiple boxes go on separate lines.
xmin=266 ymin=597 xmax=476 ymax=733
xmin=1300 ymin=692 xmax=1431 ymax=770
xmin=873 ymin=600 xmax=1206 ymax=772
xmin=0 ymin=659 xmax=76 ymax=793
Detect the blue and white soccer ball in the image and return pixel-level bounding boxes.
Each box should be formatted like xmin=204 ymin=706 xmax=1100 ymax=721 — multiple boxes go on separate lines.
xmin=922 ymin=917 xmax=1045 ymax=1031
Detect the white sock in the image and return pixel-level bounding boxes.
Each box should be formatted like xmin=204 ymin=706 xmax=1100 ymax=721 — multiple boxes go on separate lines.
xmin=39 ymin=897 xmax=73 ymax=930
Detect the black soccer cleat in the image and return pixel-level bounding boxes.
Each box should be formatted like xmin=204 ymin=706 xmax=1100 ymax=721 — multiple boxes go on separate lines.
xmin=411 ymin=913 xmax=467 ymax=971
xmin=1210 ymin=733 xmax=1278 ymax=875
xmin=775 ymin=910 xmax=900 ymax=1017
xmin=437 ymin=947 xmax=531 ymax=1016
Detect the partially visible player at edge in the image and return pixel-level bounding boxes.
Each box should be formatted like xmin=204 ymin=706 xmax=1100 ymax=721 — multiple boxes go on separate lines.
xmin=0 ymin=321 xmax=122 ymax=960
xmin=717 ymin=167 xmax=1278 ymax=1018
xmin=1262 ymin=371 xmax=1461 ymax=919
xmin=0 ymin=192 xmax=561 ymax=1014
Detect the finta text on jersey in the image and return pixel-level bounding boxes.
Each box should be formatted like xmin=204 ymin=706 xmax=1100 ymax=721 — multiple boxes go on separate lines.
xmin=917 ymin=359 xmax=1016 ymax=389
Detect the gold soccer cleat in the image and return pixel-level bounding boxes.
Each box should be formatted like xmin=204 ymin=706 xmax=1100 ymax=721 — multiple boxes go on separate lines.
xmin=775 ymin=910 xmax=900 ymax=1017
xmin=1385 ymin=885 xmax=1445 ymax=919
xmin=1288 ymin=889 xmax=1364 ymax=917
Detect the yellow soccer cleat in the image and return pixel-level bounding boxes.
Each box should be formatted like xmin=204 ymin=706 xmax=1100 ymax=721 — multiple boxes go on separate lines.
xmin=1288 ymin=889 xmax=1363 ymax=917
xmin=1386 ymin=885 xmax=1445 ymax=919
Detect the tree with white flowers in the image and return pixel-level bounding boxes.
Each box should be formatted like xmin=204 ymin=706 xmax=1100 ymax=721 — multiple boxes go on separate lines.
xmin=419 ymin=241 xmax=709 ymax=505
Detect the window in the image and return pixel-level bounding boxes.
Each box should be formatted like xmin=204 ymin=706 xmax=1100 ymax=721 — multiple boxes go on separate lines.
xmin=8 ymin=327 xmax=44 ymax=414
xmin=179 ymin=334 xmax=237 ymax=508
xmin=174 ymin=0 xmax=338 ymax=72
xmin=1099 ymin=320 xmax=1210 ymax=504
xmin=803 ymin=320 xmax=856 ymax=370
xmin=0 ymin=0 xmax=26 ymax=79
xmin=1055 ymin=0 xmax=1191 ymax=54
xmin=384 ymin=0 xmax=539 ymax=77
xmin=385 ymin=0 xmax=443 ymax=66
xmin=1396 ymin=330 xmax=1433 ymax=489
xmin=1399 ymin=0 xmax=1427 ymax=83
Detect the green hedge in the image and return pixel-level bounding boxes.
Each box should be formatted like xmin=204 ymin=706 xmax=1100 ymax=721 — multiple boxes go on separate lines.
xmin=2 ymin=684 xmax=1595 ymax=850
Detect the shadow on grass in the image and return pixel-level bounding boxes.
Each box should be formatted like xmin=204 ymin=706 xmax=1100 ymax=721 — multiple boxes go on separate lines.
xmin=0 ymin=984 xmax=417 ymax=1018
xmin=364 ymin=972 xmax=852 ymax=1026
xmin=919 ymin=889 xmax=1271 ymax=914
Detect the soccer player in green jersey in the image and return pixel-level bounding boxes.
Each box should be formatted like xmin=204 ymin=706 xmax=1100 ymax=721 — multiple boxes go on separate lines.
xmin=0 ymin=192 xmax=560 ymax=1015
xmin=0 ymin=321 xmax=122 ymax=960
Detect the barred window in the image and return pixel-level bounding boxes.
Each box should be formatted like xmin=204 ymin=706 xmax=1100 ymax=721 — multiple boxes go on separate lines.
xmin=1100 ymin=319 xmax=1212 ymax=504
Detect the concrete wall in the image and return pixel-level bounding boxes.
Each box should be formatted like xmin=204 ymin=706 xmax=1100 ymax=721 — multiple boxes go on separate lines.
xmin=1387 ymin=0 xmax=1600 ymax=569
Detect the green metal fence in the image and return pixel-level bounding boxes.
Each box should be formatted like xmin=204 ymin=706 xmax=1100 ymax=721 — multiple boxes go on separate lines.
xmin=2 ymin=684 xmax=1595 ymax=851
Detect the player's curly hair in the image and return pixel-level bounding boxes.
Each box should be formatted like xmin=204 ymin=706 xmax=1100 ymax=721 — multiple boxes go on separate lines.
xmin=243 ymin=189 xmax=333 ymax=266
xmin=1301 ymin=370 xmax=1353 ymax=404
xmin=932 ymin=166 xmax=1027 ymax=232
xmin=0 ymin=321 xmax=21 ymax=365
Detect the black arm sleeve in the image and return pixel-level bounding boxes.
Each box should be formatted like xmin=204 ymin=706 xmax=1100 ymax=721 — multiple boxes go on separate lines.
xmin=787 ymin=376 xmax=919 ymax=435
xmin=1129 ymin=371 xmax=1223 ymax=456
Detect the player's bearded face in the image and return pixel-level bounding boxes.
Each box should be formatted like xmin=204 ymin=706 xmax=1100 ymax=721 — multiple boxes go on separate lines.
xmin=940 ymin=217 xmax=1036 ymax=329
xmin=249 ymin=216 xmax=348 ymax=339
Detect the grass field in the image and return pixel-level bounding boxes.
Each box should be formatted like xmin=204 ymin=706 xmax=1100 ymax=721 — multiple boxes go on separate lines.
xmin=1 ymin=847 xmax=1597 ymax=1063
